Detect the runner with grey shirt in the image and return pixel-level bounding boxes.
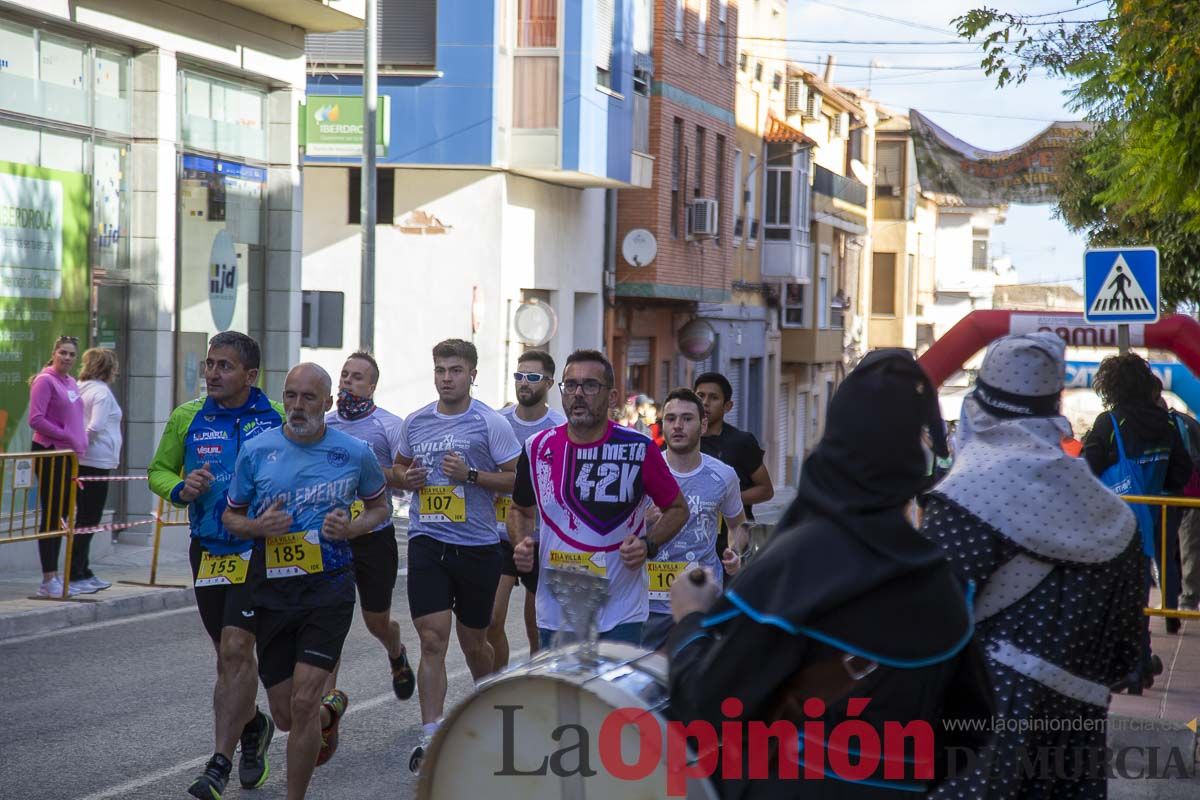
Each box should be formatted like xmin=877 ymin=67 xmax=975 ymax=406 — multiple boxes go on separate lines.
xmin=488 ymin=349 xmax=567 ymax=670
xmin=319 ymin=352 xmax=414 ymax=765
xmin=393 ymin=339 xmax=521 ymax=773
xmin=643 ymin=388 xmax=747 ymax=649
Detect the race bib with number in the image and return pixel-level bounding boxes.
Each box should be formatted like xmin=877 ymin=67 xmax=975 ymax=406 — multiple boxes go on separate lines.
xmin=349 ymin=499 xmax=365 ymax=520
xmin=195 ymin=550 xmax=251 ymax=587
xmin=420 ymin=485 xmax=467 ymax=523
xmin=549 ymin=549 xmax=607 ymax=578
xmin=266 ymin=530 xmax=325 ymax=578
xmin=647 ymin=560 xmax=692 ymax=601
xmin=494 ymin=496 xmax=512 ymax=523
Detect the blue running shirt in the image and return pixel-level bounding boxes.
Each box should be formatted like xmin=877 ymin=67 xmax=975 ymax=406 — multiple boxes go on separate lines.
xmin=227 ymin=426 xmax=386 ymax=609
xmin=397 ymin=399 xmax=522 ymax=546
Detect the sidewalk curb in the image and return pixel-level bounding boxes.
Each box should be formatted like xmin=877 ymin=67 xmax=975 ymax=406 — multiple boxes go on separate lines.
xmin=0 ymin=586 xmax=195 ymax=641
xmin=1108 ymin=714 xmax=1198 ymax=763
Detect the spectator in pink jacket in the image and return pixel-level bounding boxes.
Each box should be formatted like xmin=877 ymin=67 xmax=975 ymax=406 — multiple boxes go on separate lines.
xmin=28 ymin=334 xmax=88 ymax=598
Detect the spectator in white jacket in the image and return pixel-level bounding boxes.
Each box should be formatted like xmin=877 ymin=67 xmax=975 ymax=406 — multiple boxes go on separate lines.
xmin=72 ymin=349 xmax=123 ymax=593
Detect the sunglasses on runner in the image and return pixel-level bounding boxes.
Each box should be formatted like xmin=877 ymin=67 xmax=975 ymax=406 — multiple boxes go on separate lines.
xmin=513 ymin=371 xmax=548 ymax=383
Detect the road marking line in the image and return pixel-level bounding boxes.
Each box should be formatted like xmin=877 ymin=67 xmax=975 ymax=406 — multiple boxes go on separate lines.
xmin=0 ymin=605 xmax=196 ymax=647
xmin=76 ymin=651 xmax=528 ymax=800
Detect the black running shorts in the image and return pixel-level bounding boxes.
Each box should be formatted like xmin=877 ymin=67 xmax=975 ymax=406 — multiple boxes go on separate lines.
xmin=255 ymin=602 xmax=355 ymax=689
xmin=498 ymin=537 xmax=538 ymax=594
xmin=189 ymin=539 xmax=256 ymax=643
xmin=406 ymin=535 xmax=502 ymax=629
xmin=349 ymin=524 xmax=400 ymax=613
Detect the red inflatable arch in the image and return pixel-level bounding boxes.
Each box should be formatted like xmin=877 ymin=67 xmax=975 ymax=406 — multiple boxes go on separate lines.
xmin=918 ymin=310 xmax=1200 ymax=388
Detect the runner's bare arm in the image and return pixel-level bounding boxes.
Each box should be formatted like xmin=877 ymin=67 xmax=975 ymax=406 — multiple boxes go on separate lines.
xmin=441 ymin=453 xmax=517 ymax=493
xmin=507 ymin=500 xmax=536 ymax=546
xmin=742 ymin=463 xmax=774 ymax=507
xmin=330 ymin=492 xmax=389 ymax=539
xmin=648 ymin=491 xmax=689 ymax=547
xmin=726 ymin=511 xmax=749 ymax=553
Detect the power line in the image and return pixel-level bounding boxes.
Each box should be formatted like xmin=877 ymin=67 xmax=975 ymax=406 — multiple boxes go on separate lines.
xmin=803 ymin=1 xmax=962 ymax=38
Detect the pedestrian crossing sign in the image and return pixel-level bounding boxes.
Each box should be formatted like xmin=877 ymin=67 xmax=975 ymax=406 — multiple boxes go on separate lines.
xmin=1083 ymin=247 xmax=1159 ymax=324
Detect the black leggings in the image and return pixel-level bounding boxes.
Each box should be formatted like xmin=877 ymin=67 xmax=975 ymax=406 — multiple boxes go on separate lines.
xmin=32 ymin=443 xmax=73 ymax=574
xmin=71 ymin=466 xmax=111 ymax=581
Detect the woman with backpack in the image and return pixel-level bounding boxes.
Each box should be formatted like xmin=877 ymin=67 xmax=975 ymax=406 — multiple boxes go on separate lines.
xmin=1083 ymin=353 xmax=1192 ymax=690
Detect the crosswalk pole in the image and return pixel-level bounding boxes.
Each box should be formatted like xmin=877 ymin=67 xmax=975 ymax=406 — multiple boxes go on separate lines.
xmin=1118 ymin=323 xmax=1130 ymax=355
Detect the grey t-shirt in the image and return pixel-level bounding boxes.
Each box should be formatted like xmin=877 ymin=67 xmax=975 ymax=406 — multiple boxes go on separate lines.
xmin=397 ymin=398 xmax=522 ymax=546
xmin=325 ymin=406 xmax=404 ymax=532
xmin=495 ymin=404 xmax=566 ymax=536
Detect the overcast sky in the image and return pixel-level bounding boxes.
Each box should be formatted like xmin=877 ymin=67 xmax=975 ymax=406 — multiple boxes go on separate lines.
xmin=786 ymin=0 xmax=1098 ymax=287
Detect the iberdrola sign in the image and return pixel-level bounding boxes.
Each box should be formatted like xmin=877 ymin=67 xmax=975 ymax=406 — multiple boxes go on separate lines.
xmin=304 ymin=94 xmax=390 ymax=157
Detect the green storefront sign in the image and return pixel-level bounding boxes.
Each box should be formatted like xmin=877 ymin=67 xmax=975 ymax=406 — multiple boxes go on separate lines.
xmin=0 ymin=160 xmax=89 ymax=452
xmin=303 ymin=95 xmax=391 ymax=157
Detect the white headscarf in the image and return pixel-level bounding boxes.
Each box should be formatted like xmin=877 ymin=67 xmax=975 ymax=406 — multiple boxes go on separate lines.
xmin=936 ymin=334 xmax=1135 ymax=564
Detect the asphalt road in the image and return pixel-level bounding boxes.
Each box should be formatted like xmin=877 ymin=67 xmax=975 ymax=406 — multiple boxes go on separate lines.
xmin=0 ymin=577 xmax=533 ymax=800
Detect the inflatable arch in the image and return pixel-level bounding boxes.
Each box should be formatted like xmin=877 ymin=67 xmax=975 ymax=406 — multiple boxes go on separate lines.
xmin=918 ymin=311 xmax=1200 ymax=413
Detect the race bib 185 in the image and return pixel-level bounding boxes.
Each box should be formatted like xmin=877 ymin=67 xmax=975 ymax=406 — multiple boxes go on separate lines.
xmin=266 ymin=530 xmax=324 ymax=578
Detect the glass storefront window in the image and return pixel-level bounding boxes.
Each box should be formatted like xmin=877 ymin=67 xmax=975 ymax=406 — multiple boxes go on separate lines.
xmin=178 ymin=155 xmax=264 ymax=347
xmin=180 ymin=72 xmax=267 ymax=161
xmin=0 ymin=21 xmax=130 ymax=133
xmin=93 ymin=141 xmax=129 ymax=274
xmin=94 ymin=48 xmax=131 ymax=135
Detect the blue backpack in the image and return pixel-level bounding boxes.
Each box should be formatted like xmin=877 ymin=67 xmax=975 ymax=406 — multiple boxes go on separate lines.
xmin=1099 ymin=412 xmax=1166 ymax=557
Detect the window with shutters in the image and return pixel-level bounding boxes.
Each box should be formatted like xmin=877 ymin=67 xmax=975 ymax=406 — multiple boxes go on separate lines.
xmin=874 ymin=140 xmax=904 ymax=198
xmin=732 ymin=147 xmax=743 ymax=240
xmin=514 ymin=0 xmax=559 ymax=130
xmin=697 ymin=0 xmax=708 ymax=55
xmin=715 ymin=135 xmax=726 ymax=241
xmin=595 ymin=0 xmax=616 ymax=88
xmin=972 ymin=228 xmax=989 ymax=271
xmin=717 ymin=0 xmax=728 ymax=65
xmin=764 ymin=142 xmax=793 ymax=240
xmin=675 ymin=0 xmax=685 ymax=42
xmin=671 ymin=118 xmax=684 ymax=239
xmin=747 ymin=153 xmax=760 ymax=243
xmin=783 ymin=283 xmax=806 ymax=328
xmin=872 ymin=252 xmax=897 ymax=316
xmin=305 ymin=0 xmax=437 ymax=68
xmin=727 ymin=360 xmax=743 ymax=427
xmin=695 ymin=127 xmax=706 ymax=198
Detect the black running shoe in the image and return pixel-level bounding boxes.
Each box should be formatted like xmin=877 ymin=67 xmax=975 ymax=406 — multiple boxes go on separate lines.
xmin=239 ymin=709 xmax=275 ymax=789
xmin=392 ymin=648 xmax=415 ymax=701
xmin=188 ymin=755 xmax=231 ymax=800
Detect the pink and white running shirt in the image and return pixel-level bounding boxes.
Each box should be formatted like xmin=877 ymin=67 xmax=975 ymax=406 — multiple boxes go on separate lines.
xmin=511 ymin=421 xmax=681 ymax=632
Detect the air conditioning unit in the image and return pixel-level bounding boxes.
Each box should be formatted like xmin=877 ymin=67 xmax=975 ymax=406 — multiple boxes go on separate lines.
xmin=688 ymin=198 xmax=719 ymax=239
xmin=785 ymin=79 xmax=807 ymax=113
xmin=833 ymin=111 xmax=849 ymax=138
xmin=804 ymin=92 xmax=822 ymax=120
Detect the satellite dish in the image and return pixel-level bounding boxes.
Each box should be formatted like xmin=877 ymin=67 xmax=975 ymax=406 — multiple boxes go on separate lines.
xmin=622 ymin=228 xmax=657 ymax=268
xmin=513 ymin=300 xmax=558 ymax=346
xmin=849 ymin=158 xmax=872 ymax=186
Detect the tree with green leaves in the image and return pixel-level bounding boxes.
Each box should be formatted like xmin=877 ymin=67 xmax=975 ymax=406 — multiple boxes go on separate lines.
xmin=957 ymin=0 xmax=1200 ymax=307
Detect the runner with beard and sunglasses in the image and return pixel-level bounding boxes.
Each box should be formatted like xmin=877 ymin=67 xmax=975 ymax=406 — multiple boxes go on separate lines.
xmin=488 ymin=350 xmax=566 ymax=670
xmin=509 ymin=349 xmax=689 ymax=648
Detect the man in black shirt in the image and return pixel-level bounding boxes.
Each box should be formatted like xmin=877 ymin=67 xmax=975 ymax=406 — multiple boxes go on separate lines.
xmin=694 ymin=372 xmax=774 ymax=555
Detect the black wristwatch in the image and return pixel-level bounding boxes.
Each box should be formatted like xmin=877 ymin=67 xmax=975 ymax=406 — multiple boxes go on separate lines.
xmin=466 ymin=468 xmax=479 ymax=485
xmin=645 ymin=537 xmax=660 ymax=560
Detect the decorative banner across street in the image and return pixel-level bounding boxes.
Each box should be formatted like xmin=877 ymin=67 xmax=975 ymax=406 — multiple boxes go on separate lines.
xmin=909 ymin=109 xmax=1092 ymax=205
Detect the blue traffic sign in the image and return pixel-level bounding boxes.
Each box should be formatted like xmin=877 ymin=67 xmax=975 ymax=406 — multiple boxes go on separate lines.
xmin=1083 ymin=247 xmax=1159 ymax=324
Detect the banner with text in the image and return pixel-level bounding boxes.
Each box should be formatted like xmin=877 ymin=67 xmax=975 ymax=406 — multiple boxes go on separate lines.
xmin=304 ymin=95 xmax=391 ymax=157
xmin=0 ymin=160 xmax=90 ymax=452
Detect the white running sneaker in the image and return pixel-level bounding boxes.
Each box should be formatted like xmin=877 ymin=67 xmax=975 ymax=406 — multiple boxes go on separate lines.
xmin=36 ymin=578 xmax=62 ymax=598
xmin=69 ymin=578 xmax=99 ymax=595
xmin=88 ymin=576 xmax=112 ymax=591
xmin=408 ymin=735 xmax=431 ymax=774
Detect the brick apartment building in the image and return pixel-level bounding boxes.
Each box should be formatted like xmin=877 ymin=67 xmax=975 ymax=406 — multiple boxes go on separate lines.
xmin=610 ymin=0 xmax=738 ymax=404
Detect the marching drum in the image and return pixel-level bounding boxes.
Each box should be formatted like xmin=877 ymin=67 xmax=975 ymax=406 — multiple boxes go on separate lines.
xmin=416 ymin=641 xmax=719 ymax=799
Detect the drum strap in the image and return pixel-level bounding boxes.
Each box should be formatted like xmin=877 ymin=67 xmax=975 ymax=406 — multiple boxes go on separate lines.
xmin=768 ymin=650 xmax=883 ymax=722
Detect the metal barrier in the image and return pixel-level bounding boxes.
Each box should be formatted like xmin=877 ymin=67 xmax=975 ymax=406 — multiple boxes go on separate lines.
xmin=0 ymin=449 xmax=78 ymax=600
xmin=118 ymin=495 xmax=189 ymax=589
xmin=1123 ymin=495 xmax=1200 ymax=621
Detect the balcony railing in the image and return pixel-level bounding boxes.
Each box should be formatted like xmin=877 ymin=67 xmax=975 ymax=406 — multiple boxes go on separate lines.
xmin=813 ymin=164 xmax=867 ymax=208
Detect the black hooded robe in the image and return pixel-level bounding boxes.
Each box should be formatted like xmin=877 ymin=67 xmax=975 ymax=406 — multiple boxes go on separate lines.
xmin=666 ymin=351 xmax=994 ymax=799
